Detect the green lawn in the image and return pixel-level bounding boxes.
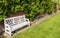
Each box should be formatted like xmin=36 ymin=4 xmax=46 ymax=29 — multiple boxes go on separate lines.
xmin=13 ymin=13 xmax=60 ymax=38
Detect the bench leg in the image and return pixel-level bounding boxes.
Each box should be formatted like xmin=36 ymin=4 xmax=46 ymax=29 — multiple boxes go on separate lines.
xmin=28 ymin=23 xmax=31 ymax=27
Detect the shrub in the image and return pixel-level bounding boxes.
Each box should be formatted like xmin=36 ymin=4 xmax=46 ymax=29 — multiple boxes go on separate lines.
xmin=0 ymin=0 xmax=55 ymax=21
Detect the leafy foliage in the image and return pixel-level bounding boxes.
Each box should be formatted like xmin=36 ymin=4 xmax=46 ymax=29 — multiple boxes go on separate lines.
xmin=0 ymin=0 xmax=54 ymax=21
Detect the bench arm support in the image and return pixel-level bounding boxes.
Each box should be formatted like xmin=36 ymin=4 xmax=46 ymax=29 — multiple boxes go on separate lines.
xmin=4 ymin=24 xmax=12 ymax=35
xmin=25 ymin=18 xmax=30 ymax=23
xmin=25 ymin=18 xmax=31 ymax=26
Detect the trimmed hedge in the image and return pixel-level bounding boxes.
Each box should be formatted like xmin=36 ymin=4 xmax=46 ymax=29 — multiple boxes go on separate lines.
xmin=0 ymin=0 xmax=55 ymax=21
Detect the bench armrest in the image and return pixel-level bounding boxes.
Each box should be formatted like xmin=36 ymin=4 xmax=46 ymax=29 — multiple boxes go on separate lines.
xmin=4 ymin=24 xmax=12 ymax=31
xmin=25 ymin=18 xmax=30 ymax=23
xmin=4 ymin=24 xmax=11 ymax=26
xmin=25 ymin=18 xmax=31 ymax=26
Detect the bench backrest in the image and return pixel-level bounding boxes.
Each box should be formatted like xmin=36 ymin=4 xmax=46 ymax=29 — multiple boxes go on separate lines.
xmin=4 ymin=15 xmax=25 ymax=25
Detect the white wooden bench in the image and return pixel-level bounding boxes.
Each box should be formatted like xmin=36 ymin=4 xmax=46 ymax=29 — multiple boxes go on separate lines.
xmin=4 ymin=15 xmax=30 ymax=36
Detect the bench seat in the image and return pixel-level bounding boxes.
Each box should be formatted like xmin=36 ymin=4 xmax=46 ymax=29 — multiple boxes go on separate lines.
xmin=11 ymin=21 xmax=30 ymax=32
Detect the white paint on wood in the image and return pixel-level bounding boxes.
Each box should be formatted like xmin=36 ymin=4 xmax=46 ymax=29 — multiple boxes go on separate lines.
xmin=4 ymin=15 xmax=30 ymax=36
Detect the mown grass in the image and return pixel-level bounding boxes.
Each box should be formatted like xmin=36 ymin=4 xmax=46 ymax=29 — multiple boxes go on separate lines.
xmin=13 ymin=13 xmax=60 ymax=38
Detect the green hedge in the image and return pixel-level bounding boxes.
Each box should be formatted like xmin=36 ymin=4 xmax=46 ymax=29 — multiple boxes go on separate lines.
xmin=0 ymin=0 xmax=54 ymax=21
